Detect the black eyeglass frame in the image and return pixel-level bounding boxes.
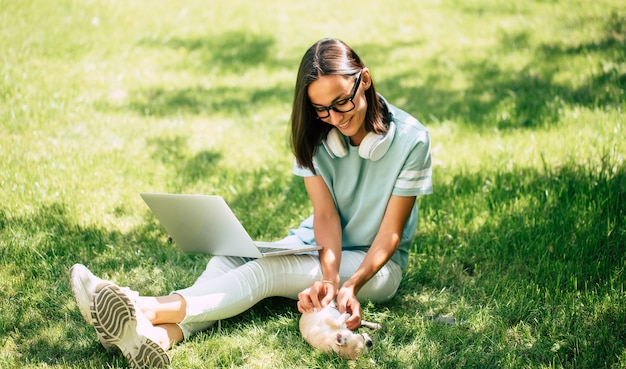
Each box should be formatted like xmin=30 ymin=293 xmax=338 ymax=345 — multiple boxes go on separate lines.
xmin=313 ymin=72 xmax=362 ymax=120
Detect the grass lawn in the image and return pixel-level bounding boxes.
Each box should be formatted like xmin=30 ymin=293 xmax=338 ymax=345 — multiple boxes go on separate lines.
xmin=1 ymin=0 xmax=624 ymax=368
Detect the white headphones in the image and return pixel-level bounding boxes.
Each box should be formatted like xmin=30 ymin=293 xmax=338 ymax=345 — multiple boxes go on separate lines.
xmin=322 ymin=121 xmax=396 ymax=161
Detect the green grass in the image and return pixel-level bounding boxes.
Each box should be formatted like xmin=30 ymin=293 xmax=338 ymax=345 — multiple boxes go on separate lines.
xmin=1 ymin=0 xmax=624 ymax=368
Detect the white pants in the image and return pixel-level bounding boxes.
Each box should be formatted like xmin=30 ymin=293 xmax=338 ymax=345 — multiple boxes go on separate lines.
xmin=173 ymin=237 xmax=402 ymax=339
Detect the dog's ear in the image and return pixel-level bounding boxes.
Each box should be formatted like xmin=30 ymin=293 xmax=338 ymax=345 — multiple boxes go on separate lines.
xmin=335 ymin=333 xmax=347 ymax=346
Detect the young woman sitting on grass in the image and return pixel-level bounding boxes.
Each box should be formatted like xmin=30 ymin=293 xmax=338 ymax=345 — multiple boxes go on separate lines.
xmin=70 ymin=37 xmax=432 ymax=368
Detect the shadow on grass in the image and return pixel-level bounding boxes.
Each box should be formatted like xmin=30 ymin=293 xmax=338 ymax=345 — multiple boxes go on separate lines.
xmin=124 ymin=31 xmax=294 ymax=118
xmin=126 ymin=83 xmax=294 ymax=118
xmin=391 ymin=154 xmax=625 ymax=367
xmin=146 ymin=135 xmax=223 ymax=184
xmin=95 ymin=31 xmax=295 ymax=118
xmin=0 ymin=199 xmax=218 ymax=366
xmin=364 ymin=11 xmax=625 ymax=129
xmin=138 ymin=31 xmax=283 ymax=73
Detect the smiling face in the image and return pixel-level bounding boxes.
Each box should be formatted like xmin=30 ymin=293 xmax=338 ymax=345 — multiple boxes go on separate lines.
xmin=307 ymin=69 xmax=371 ymax=146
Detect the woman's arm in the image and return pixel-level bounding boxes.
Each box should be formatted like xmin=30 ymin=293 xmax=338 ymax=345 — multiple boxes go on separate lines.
xmin=338 ymin=194 xmax=417 ymax=328
xmin=297 ymin=175 xmax=343 ymax=312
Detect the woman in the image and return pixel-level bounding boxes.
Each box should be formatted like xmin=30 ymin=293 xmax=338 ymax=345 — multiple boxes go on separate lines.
xmin=70 ymin=38 xmax=432 ymax=368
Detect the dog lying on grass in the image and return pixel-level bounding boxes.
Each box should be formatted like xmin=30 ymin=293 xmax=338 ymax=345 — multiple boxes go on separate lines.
xmin=299 ymin=303 xmax=381 ymax=359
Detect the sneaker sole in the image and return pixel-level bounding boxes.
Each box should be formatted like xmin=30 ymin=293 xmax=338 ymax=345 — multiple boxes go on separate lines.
xmin=69 ymin=264 xmax=116 ymax=350
xmin=69 ymin=264 xmax=97 ymax=324
xmin=92 ymin=284 xmax=170 ymax=369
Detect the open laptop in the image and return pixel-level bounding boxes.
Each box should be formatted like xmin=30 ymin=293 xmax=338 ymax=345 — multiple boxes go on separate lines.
xmin=140 ymin=193 xmax=321 ymax=258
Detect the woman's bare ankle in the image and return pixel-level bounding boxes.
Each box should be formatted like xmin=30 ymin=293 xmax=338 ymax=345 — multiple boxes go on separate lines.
xmin=136 ymin=295 xmax=186 ymax=324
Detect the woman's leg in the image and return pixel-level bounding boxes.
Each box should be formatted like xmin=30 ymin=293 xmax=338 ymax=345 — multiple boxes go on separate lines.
xmin=139 ymin=255 xmax=248 ymax=324
xmin=174 ymin=250 xmax=402 ymax=339
xmin=137 ymin=255 xmax=250 ymax=347
xmin=338 ymin=250 xmax=403 ymax=302
xmin=175 ymin=253 xmax=322 ymax=338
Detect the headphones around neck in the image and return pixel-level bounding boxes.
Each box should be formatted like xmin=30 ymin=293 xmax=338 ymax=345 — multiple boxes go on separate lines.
xmin=322 ymin=121 xmax=396 ymax=161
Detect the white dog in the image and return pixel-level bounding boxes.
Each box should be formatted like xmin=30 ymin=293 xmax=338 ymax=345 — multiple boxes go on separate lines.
xmin=299 ymin=304 xmax=381 ymax=359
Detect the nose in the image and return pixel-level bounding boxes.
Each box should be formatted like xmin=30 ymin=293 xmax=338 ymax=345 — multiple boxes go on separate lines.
xmin=361 ymin=333 xmax=373 ymax=350
xmin=327 ymin=109 xmax=344 ymax=126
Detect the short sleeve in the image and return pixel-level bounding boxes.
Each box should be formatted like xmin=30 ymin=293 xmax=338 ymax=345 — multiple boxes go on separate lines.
xmin=392 ymin=131 xmax=433 ymax=196
xmin=292 ymin=159 xmax=317 ymax=177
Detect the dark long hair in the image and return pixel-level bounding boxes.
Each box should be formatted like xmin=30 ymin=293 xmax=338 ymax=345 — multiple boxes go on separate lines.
xmin=290 ymin=38 xmax=387 ymax=173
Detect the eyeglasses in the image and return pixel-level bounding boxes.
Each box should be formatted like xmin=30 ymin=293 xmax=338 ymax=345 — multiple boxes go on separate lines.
xmin=313 ymin=72 xmax=362 ymax=119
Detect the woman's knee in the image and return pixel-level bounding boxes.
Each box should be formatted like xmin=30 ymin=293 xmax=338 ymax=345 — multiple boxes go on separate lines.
xmin=357 ymin=261 xmax=402 ymax=302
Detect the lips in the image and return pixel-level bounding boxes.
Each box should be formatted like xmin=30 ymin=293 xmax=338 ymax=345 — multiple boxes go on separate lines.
xmin=337 ymin=117 xmax=352 ymax=130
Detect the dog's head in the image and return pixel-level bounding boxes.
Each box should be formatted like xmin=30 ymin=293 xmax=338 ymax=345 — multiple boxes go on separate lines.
xmin=333 ymin=330 xmax=373 ymax=360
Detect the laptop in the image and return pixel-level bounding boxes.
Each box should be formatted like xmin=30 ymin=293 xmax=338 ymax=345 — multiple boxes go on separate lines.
xmin=140 ymin=193 xmax=321 ymax=258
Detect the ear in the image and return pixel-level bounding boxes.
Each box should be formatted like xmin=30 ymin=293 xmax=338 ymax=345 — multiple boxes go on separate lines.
xmin=361 ymin=68 xmax=372 ymax=90
xmin=335 ymin=333 xmax=347 ymax=346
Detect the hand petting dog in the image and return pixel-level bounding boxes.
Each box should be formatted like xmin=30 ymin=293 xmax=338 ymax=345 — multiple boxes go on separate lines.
xmin=297 ymin=279 xmax=362 ymax=329
xmin=297 ymin=281 xmax=380 ymax=359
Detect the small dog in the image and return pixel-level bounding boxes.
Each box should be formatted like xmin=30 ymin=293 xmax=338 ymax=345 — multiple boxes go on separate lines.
xmin=299 ymin=304 xmax=381 ymax=359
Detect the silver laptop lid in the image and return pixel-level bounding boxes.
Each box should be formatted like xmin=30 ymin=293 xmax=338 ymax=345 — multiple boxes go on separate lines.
xmin=141 ymin=193 xmax=263 ymax=258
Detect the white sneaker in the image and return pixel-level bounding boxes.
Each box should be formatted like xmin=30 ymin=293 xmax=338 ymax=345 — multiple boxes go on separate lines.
xmin=69 ymin=263 xmax=116 ymax=350
xmin=91 ymin=284 xmax=171 ymax=369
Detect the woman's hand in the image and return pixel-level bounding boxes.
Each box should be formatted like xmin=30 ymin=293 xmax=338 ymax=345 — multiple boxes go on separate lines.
xmin=297 ymin=280 xmax=337 ymax=313
xmin=336 ymin=286 xmax=362 ymax=330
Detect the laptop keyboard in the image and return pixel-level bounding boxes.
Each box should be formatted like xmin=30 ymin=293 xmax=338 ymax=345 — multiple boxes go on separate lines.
xmin=257 ymin=246 xmax=291 ymax=254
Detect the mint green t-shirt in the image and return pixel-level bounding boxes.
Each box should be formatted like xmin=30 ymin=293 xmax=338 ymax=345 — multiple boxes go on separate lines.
xmin=289 ymin=97 xmax=433 ymax=269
